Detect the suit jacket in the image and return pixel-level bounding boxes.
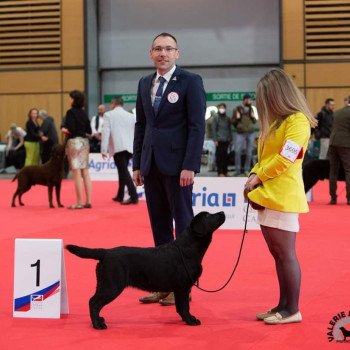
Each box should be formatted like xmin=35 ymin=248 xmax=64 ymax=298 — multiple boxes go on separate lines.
xmin=101 ymin=106 xmax=136 ymax=155
xmin=133 ymin=66 xmax=206 ymax=176
xmin=330 ymin=105 xmax=350 ymax=148
xmin=40 ymin=117 xmax=58 ymax=144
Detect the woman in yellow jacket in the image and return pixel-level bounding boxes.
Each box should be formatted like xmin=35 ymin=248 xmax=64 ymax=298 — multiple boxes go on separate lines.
xmin=245 ymin=69 xmax=317 ymax=325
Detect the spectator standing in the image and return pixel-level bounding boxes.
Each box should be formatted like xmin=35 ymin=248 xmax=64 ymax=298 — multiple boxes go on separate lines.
xmin=24 ymin=108 xmax=40 ymax=166
xmin=211 ymin=103 xmax=232 ymax=176
xmin=328 ymin=101 xmax=350 ymax=205
xmin=314 ymin=98 xmax=335 ymax=159
xmin=133 ymin=32 xmax=206 ymax=305
xmin=5 ymin=123 xmax=26 ymax=170
xmin=38 ymin=109 xmax=59 ymax=164
xmin=204 ymin=108 xmax=217 ymax=172
xmin=101 ymin=96 xmax=138 ymax=205
xmin=232 ymin=94 xmax=258 ymax=176
xmin=62 ymin=90 xmax=92 ymax=209
xmin=90 ymin=104 xmax=105 ymax=153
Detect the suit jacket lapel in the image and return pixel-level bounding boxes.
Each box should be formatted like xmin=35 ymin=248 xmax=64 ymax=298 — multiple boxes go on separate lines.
xmin=157 ymin=67 xmax=181 ymax=115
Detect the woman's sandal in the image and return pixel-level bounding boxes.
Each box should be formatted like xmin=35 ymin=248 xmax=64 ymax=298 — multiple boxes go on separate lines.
xmin=84 ymin=203 xmax=92 ymax=209
xmin=68 ymin=204 xmax=84 ymax=210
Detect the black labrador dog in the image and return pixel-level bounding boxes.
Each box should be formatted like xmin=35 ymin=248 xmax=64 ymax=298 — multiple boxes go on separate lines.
xmin=66 ymin=211 xmax=226 ymax=329
xmin=303 ymin=158 xmax=345 ymax=193
xmin=11 ymin=144 xmax=65 ymax=208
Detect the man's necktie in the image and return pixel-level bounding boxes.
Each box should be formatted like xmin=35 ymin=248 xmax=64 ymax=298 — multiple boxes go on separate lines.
xmin=153 ymin=76 xmax=166 ymax=114
xmin=95 ymin=115 xmax=99 ymax=131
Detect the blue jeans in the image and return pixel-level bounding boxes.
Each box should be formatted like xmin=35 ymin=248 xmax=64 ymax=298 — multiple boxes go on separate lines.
xmin=235 ymin=132 xmax=256 ymax=174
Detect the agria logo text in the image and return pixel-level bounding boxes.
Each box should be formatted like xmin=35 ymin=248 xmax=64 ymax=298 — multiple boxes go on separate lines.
xmin=327 ymin=310 xmax=350 ymax=343
xmin=89 ymin=159 xmax=116 ymax=172
xmin=192 ymin=187 xmax=236 ymax=207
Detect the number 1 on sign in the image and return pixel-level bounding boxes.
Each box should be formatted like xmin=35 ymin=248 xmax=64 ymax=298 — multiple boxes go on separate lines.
xmin=31 ymin=259 xmax=41 ymax=286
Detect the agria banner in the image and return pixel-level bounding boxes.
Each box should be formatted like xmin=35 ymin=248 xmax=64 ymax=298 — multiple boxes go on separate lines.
xmin=88 ymin=154 xmax=258 ymax=230
xmin=192 ymin=177 xmax=259 ymax=230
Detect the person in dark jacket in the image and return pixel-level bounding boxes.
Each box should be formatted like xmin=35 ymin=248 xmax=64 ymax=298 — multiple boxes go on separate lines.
xmin=24 ymin=108 xmax=40 ymax=166
xmin=38 ymin=109 xmax=59 ymax=164
xmin=211 ymin=103 xmax=232 ymax=176
xmin=314 ymin=98 xmax=335 ymax=159
xmin=62 ymin=90 xmax=92 ymax=209
xmin=231 ymin=94 xmax=258 ymax=176
xmin=328 ymin=101 xmax=350 ymax=205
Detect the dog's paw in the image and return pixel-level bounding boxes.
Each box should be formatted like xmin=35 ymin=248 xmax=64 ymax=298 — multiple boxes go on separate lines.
xmin=184 ymin=315 xmax=201 ymax=326
xmin=92 ymin=317 xmax=107 ymax=330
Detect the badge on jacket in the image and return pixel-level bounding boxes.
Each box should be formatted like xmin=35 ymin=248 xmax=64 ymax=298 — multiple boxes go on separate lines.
xmin=279 ymin=139 xmax=303 ymax=162
xmin=167 ymin=92 xmax=179 ymax=103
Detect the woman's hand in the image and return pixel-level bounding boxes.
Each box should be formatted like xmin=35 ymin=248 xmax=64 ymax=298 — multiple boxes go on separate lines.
xmin=245 ymin=174 xmax=262 ymax=192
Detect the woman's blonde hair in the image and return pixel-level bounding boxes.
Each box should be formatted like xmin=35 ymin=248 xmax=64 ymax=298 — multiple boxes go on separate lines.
xmin=256 ymin=68 xmax=317 ymax=141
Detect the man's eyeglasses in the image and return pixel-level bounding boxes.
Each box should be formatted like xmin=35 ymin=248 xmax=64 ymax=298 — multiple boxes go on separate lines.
xmin=152 ymin=46 xmax=178 ymax=53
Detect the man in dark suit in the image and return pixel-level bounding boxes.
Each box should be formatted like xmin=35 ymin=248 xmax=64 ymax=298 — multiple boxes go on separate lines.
xmin=328 ymin=102 xmax=350 ymax=205
xmin=133 ymin=33 xmax=206 ymax=305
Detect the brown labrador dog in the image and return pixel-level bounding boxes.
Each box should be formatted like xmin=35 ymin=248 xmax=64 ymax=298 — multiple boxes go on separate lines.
xmin=11 ymin=144 xmax=65 ymax=208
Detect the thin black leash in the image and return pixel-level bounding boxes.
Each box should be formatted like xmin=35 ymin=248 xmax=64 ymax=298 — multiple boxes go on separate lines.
xmin=177 ymin=202 xmax=251 ymax=293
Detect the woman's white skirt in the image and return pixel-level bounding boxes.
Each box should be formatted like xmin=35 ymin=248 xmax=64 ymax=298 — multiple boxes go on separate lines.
xmin=257 ymin=208 xmax=300 ymax=232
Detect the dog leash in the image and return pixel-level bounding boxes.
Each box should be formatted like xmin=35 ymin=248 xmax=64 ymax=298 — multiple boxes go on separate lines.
xmin=177 ymin=201 xmax=250 ymax=293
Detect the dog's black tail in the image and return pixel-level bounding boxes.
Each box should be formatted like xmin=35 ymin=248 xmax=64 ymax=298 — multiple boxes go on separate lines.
xmin=66 ymin=244 xmax=106 ymax=260
xmin=12 ymin=174 xmax=18 ymax=182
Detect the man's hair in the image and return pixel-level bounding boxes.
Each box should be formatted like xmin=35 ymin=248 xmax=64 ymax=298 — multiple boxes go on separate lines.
xmin=111 ymin=96 xmax=124 ymax=106
xmin=152 ymin=32 xmax=177 ymax=45
xmin=325 ymin=98 xmax=334 ymax=105
xmin=39 ymin=109 xmax=48 ymax=118
xmin=217 ymin=103 xmax=227 ymax=109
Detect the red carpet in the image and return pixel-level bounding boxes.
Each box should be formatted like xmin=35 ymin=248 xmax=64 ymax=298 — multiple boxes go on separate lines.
xmin=0 ymin=178 xmax=349 ymax=349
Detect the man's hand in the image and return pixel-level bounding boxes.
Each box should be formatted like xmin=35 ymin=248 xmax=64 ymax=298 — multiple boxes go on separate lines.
xmin=93 ymin=133 xmax=102 ymax=141
xmin=133 ymin=170 xmax=144 ymax=186
xmin=101 ymin=152 xmax=109 ymax=160
xmin=180 ymin=169 xmax=195 ymax=187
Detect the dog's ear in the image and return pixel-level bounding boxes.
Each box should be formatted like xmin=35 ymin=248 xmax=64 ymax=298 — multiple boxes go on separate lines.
xmin=190 ymin=212 xmax=209 ymax=236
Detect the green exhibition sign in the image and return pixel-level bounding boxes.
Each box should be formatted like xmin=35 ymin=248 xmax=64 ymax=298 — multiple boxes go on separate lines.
xmin=104 ymin=91 xmax=255 ymax=104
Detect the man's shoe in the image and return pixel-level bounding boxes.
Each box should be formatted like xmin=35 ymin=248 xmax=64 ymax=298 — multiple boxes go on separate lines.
xmin=112 ymin=197 xmax=122 ymax=202
xmin=120 ymin=198 xmax=139 ymax=205
xmin=329 ymin=198 xmax=337 ymax=205
xmin=139 ymin=292 xmax=169 ymax=304
xmin=264 ymin=311 xmax=302 ymax=325
xmin=159 ymin=292 xmax=175 ymax=306
xmin=159 ymin=292 xmax=192 ymax=306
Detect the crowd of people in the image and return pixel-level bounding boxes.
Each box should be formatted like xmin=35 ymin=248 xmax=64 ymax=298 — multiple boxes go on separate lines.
xmin=5 ymin=108 xmax=59 ymax=170
xmin=206 ymin=95 xmax=259 ymax=177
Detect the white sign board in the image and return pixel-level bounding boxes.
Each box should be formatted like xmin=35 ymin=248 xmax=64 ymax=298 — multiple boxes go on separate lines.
xmin=89 ymin=153 xmax=118 ymax=181
xmin=192 ymin=177 xmax=259 ymax=230
xmin=13 ymin=239 xmax=68 ymax=318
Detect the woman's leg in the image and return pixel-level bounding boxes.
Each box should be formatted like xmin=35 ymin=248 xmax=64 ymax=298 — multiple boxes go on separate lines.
xmin=261 ymin=225 xmax=287 ymax=312
xmin=261 ymin=225 xmax=301 ymax=317
xmin=71 ymin=169 xmax=83 ymax=205
xmin=81 ymin=168 xmax=92 ymax=205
